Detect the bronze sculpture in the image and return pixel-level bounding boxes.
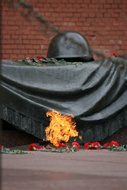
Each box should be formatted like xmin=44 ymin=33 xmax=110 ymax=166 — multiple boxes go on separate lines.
xmin=47 ymin=31 xmax=94 ymax=62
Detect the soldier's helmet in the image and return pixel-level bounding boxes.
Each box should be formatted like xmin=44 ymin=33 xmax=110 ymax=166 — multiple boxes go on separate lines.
xmin=47 ymin=31 xmax=94 ymax=62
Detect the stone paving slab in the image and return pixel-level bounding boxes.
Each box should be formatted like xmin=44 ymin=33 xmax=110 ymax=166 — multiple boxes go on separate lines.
xmin=1 ymin=150 xmax=127 ymax=190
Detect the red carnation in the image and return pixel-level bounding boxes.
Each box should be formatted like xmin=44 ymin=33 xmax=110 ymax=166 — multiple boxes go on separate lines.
xmin=57 ymin=143 xmax=67 ymax=148
xmin=91 ymin=142 xmax=101 ymax=149
xmin=2 ymin=56 xmax=5 ymax=59
xmin=72 ymin=141 xmax=80 ymax=150
xmin=84 ymin=142 xmax=92 ymax=150
xmin=110 ymin=140 xmax=119 ymax=147
xmin=28 ymin=56 xmax=33 ymax=59
xmin=107 ymin=52 xmax=116 ymax=57
xmin=103 ymin=141 xmax=119 ymax=149
xmin=0 ymin=145 xmax=3 ymax=150
xmin=103 ymin=142 xmax=111 ymax=148
xmin=84 ymin=142 xmax=101 ymax=150
xmin=28 ymin=143 xmax=43 ymax=151
xmin=37 ymin=56 xmax=43 ymax=61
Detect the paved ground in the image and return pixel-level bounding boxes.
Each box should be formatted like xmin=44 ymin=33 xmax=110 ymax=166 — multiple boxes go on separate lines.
xmin=1 ymin=149 xmax=127 ymax=190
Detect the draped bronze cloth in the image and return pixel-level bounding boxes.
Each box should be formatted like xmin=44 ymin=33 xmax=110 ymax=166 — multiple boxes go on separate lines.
xmin=1 ymin=57 xmax=127 ymax=143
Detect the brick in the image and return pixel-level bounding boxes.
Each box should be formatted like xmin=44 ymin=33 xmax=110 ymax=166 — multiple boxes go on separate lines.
xmin=121 ymin=0 xmax=127 ymax=3
xmin=5 ymin=49 xmax=13 ymax=54
xmin=1 ymin=0 xmax=127 ymax=60
xmin=28 ymin=50 xmax=36 ymax=54
xmin=106 ymin=0 xmax=115 ymax=3
xmin=88 ymin=13 xmax=96 ymax=17
xmin=91 ymin=0 xmax=99 ymax=3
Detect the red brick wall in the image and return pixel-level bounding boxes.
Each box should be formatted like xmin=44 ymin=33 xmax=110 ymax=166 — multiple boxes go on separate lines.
xmin=1 ymin=0 xmax=127 ymax=60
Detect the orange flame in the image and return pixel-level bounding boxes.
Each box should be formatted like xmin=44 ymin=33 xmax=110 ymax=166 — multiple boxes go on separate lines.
xmin=45 ymin=110 xmax=78 ymax=146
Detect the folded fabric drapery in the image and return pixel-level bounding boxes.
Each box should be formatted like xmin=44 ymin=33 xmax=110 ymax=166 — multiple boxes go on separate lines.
xmin=1 ymin=57 xmax=127 ymax=143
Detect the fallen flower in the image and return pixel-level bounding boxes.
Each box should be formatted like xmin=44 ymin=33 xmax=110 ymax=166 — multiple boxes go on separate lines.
xmin=57 ymin=143 xmax=67 ymax=148
xmin=84 ymin=142 xmax=101 ymax=150
xmin=0 ymin=145 xmax=3 ymax=150
xmin=28 ymin=143 xmax=43 ymax=151
xmin=107 ymin=52 xmax=116 ymax=57
xmin=72 ymin=141 xmax=80 ymax=150
xmin=103 ymin=140 xmax=119 ymax=149
xmin=37 ymin=56 xmax=43 ymax=61
xmin=27 ymin=56 xmax=33 ymax=59
xmin=103 ymin=142 xmax=111 ymax=148
xmin=110 ymin=140 xmax=119 ymax=147
xmin=84 ymin=142 xmax=92 ymax=150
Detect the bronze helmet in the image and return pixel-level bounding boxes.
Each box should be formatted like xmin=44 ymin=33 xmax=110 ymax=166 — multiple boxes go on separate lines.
xmin=47 ymin=31 xmax=94 ymax=62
